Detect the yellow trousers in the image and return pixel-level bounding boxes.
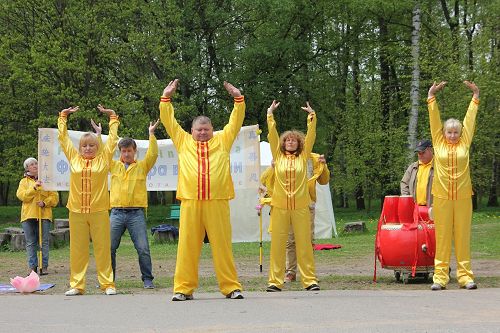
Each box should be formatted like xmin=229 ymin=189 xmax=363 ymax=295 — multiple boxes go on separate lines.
xmin=69 ymin=211 xmax=115 ymax=292
xmin=174 ymin=200 xmax=242 ymax=296
xmin=433 ymin=197 xmax=474 ymax=287
xmin=286 ymin=205 xmax=315 ymax=275
xmin=269 ymin=206 xmax=317 ymax=289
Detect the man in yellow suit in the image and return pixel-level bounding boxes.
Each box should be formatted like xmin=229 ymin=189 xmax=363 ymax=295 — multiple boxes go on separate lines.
xmin=160 ymin=79 xmax=245 ymax=301
xmin=108 ymin=120 xmax=160 ymax=289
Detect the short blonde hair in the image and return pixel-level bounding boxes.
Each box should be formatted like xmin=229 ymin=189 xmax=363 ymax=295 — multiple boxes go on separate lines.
xmin=279 ymin=130 xmax=305 ymax=155
xmin=443 ymin=118 xmax=462 ymax=135
xmin=79 ymin=132 xmax=99 ymax=150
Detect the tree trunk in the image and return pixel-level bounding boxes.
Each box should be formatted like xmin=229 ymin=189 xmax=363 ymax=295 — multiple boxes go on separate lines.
xmin=487 ymin=156 xmax=498 ymax=207
xmin=378 ymin=15 xmax=391 ymax=201
xmin=352 ymin=27 xmax=365 ymax=210
xmin=407 ymin=2 xmax=421 ymax=162
xmin=0 ymin=181 xmax=10 ymax=205
xmin=440 ymin=0 xmax=461 ymax=62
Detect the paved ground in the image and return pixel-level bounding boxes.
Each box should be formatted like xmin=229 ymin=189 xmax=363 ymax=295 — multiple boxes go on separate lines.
xmin=1 ymin=289 xmax=499 ymax=333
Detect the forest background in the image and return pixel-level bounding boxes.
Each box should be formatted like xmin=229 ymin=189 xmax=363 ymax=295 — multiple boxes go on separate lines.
xmin=0 ymin=0 xmax=498 ymax=210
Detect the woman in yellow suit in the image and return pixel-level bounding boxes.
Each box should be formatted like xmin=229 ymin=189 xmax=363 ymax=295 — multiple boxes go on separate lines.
xmin=16 ymin=158 xmax=59 ymax=274
xmin=266 ymin=100 xmax=319 ymax=292
xmin=58 ymin=104 xmax=119 ymax=296
xmin=427 ymin=80 xmax=480 ymax=291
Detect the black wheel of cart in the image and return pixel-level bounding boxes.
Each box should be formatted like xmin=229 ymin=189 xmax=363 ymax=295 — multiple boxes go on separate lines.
xmin=394 ymin=271 xmax=401 ymax=282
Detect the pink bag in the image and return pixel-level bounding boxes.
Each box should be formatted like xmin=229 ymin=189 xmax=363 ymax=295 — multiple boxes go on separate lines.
xmin=10 ymin=271 xmax=40 ymax=293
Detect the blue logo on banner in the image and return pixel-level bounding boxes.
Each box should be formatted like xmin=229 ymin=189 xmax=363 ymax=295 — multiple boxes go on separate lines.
xmin=56 ymin=160 xmax=69 ymax=174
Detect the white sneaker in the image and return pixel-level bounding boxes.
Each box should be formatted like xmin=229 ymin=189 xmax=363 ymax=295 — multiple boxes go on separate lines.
xmin=172 ymin=293 xmax=193 ymax=301
xmin=65 ymin=288 xmax=82 ymax=296
xmin=226 ymin=289 xmax=244 ymax=299
xmin=105 ymin=287 xmax=117 ymax=295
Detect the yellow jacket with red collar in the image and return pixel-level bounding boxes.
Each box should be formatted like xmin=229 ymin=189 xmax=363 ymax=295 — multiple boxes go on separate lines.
xmin=159 ymin=96 xmax=245 ymax=200
xmin=58 ymin=114 xmax=119 ymax=213
xmin=428 ymin=96 xmax=479 ymax=200
xmin=267 ymin=111 xmax=317 ymax=210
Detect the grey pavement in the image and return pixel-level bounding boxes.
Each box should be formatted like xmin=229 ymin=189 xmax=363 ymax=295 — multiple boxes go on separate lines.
xmin=1 ymin=289 xmax=500 ymax=333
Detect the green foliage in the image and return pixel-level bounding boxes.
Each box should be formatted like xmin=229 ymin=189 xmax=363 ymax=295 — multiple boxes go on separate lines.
xmin=0 ymin=0 xmax=497 ymax=206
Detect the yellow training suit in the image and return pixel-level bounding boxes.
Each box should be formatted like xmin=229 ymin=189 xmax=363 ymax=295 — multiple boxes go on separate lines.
xmin=267 ymin=111 xmax=318 ymax=289
xmin=159 ymin=95 xmax=245 ymax=296
xmin=58 ymin=113 xmax=119 ymax=293
xmin=428 ymin=96 xmax=479 ymax=287
xmin=109 ymin=135 xmax=158 ymax=208
xmin=286 ymin=153 xmax=330 ymax=277
xmin=17 ymin=176 xmax=59 ymax=222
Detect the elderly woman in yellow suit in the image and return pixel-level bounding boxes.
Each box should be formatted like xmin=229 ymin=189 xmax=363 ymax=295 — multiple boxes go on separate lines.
xmin=427 ymin=80 xmax=480 ymax=291
xmin=58 ymin=104 xmax=119 ymax=296
xmin=16 ymin=157 xmax=59 ymax=275
xmin=266 ymin=100 xmax=319 ymax=292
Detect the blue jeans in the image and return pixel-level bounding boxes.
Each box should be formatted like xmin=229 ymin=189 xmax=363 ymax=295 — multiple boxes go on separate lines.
xmin=110 ymin=208 xmax=153 ymax=282
xmin=21 ymin=219 xmax=51 ymax=269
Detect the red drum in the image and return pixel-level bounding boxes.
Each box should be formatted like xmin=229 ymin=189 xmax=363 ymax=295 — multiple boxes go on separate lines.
xmin=416 ymin=205 xmax=434 ymax=223
xmin=377 ymin=223 xmax=435 ymax=270
xmin=398 ymin=195 xmax=415 ymax=224
xmin=382 ymin=196 xmax=399 ymax=223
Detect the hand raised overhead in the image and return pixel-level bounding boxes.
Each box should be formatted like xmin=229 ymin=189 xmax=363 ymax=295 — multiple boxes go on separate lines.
xmin=60 ymin=106 xmax=79 ymax=117
xmin=267 ymin=100 xmax=280 ymax=115
xmin=223 ymin=81 xmax=242 ymax=97
xmin=428 ymin=81 xmax=447 ymax=98
xmin=91 ymin=119 xmax=102 ymax=135
xmin=149 ymin=119 xmax=160 ymax=135
xmin=301 ymin=101 xmax=315 ymax=114
xmin=163 ymin=79 xmax=179 ymax=98
xmin=463 ymin=80 xmax=479 ymax=98
xmin=97 ymin=104 xmax=116 ymax=117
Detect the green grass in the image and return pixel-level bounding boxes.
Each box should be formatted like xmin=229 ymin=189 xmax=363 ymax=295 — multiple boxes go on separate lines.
xmin=1 ymin=204 xmax=498 ymax=293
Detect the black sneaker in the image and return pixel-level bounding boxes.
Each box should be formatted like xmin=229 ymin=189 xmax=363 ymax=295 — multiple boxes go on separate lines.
xmin=266 ymin=285 xmax=281 ymax=292
xmin=305 ymin=284 xmax=320 ymax=291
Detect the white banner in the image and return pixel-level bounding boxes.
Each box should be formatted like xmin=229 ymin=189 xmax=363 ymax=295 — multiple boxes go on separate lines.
xmin=38 ymin=125 xmax=261 ymax=191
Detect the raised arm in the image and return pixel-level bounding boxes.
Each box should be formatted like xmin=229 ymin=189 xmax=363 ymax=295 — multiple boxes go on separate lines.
xmin=461 ymin=80 xmax=480 ymax=145
xmin=266 ymin=100 xmax=281 ymax=159
xmin=97 ymin=104 xmax=120 ymax=163
xmin=159 ymin=79 xmax=189 ymax=147
xmin=220 ymin=81 xmax=245 ymax=149
xmin=144 ymin=119 xmax=160 ymax=170
xmin=57 ymin=106 xmax=80 ymax=161
xmin=302 ymin=102 xmax=317 ymax=156
xmin=427 ymin=81 xmax=446 ymax=145
xmin=91 ymin=119 xmax=104 ymax=154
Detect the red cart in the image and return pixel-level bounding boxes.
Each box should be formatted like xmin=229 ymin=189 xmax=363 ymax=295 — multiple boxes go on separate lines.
xmin=374 ymin=196 xmax=435 ymax=283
